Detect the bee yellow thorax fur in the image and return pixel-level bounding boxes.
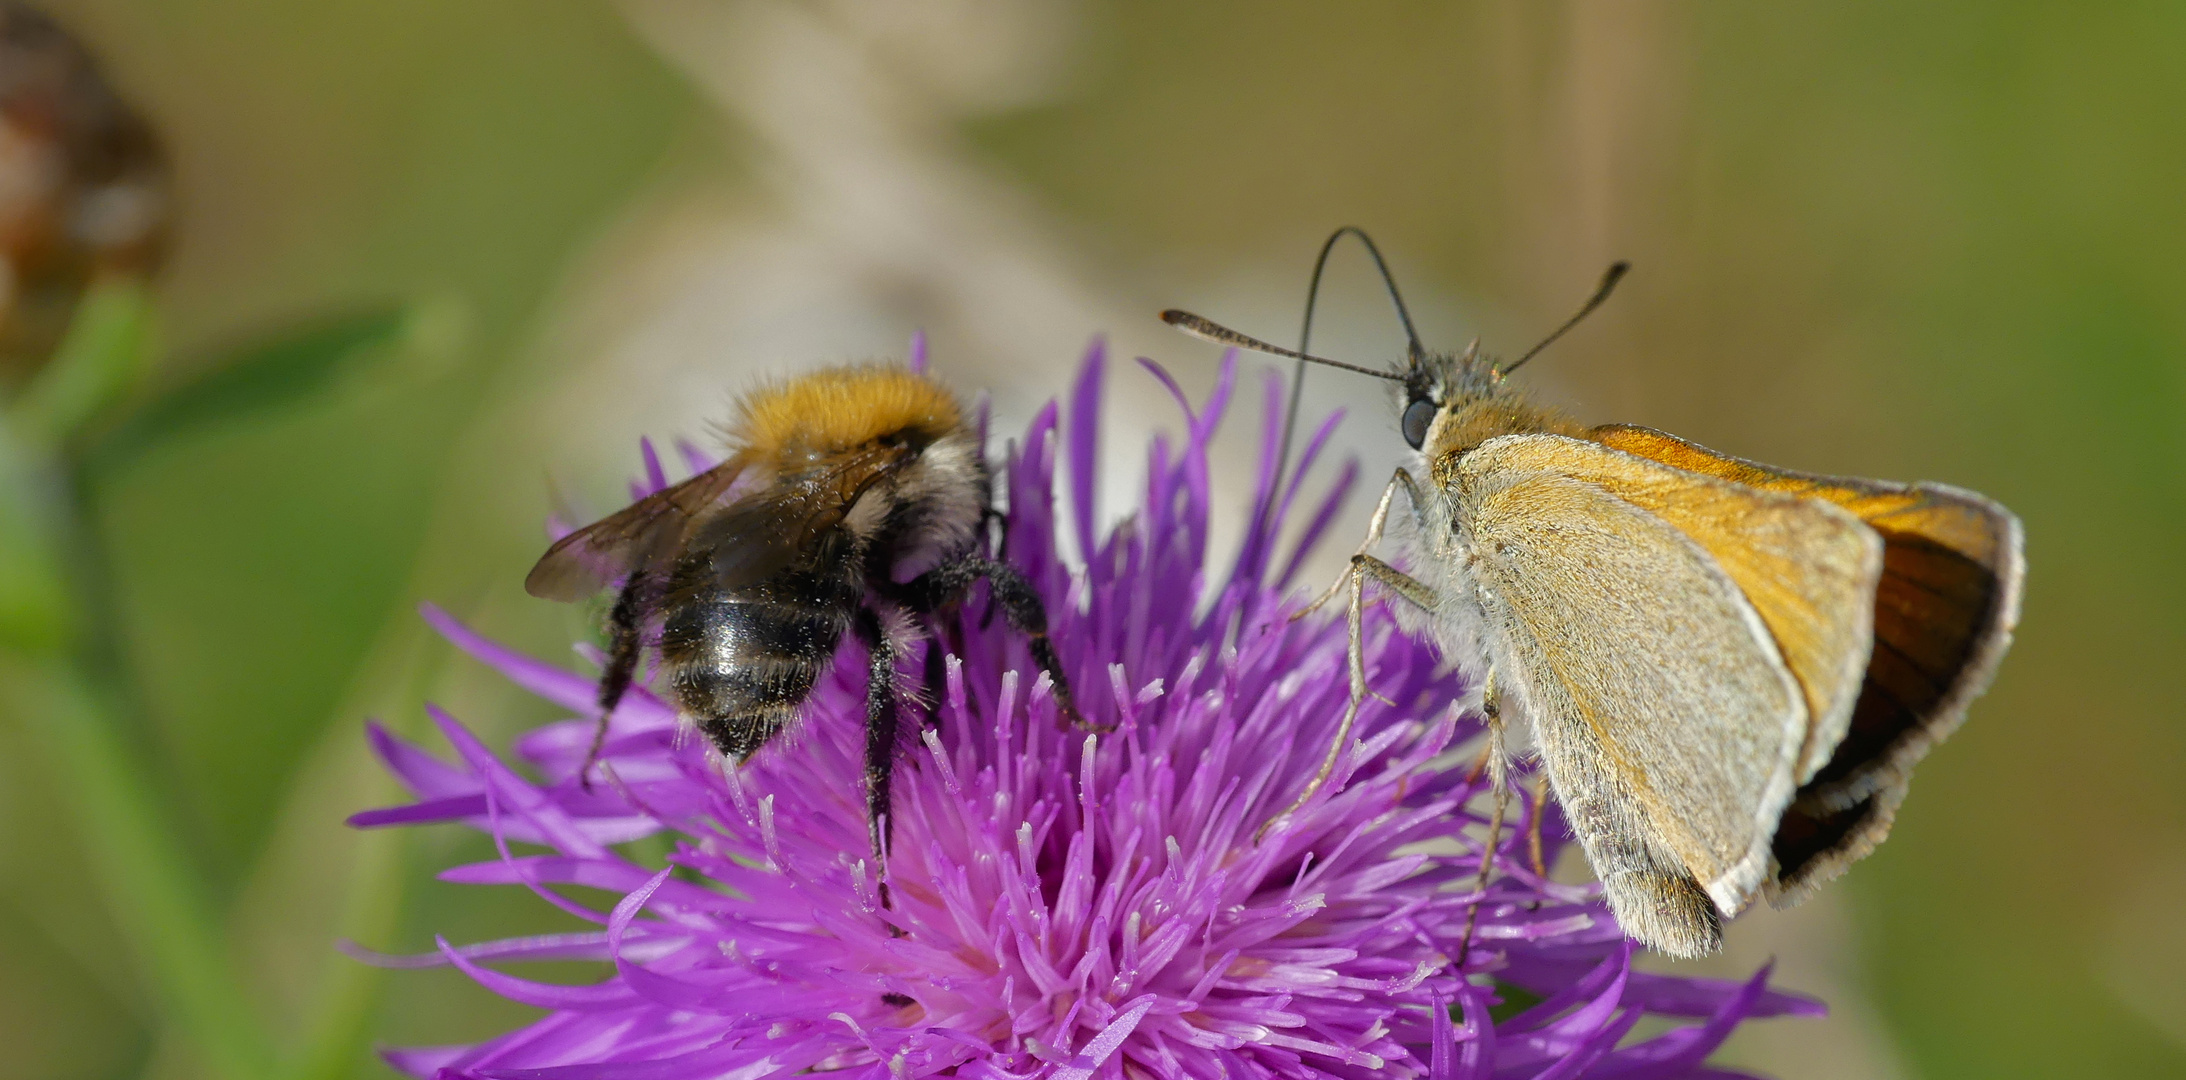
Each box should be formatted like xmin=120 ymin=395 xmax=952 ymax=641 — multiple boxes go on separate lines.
xmin=732 ymin=365 xmax=963 ymax=461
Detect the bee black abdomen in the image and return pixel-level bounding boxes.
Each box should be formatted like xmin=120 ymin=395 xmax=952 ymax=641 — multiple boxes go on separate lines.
xmin=660 ymin=592 xmax=856 ymax=760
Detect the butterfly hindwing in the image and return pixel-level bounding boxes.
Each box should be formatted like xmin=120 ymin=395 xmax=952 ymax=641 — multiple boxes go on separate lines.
xmin=1455 ymin=434 xmax=1831 ymax=955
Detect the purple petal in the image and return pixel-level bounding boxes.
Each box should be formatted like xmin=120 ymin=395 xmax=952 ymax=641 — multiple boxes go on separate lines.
xmin=1621 ymin=970 xmax=1825 ymax=1020
xmin=435 ymin=935 xmax=637 ymax=1010
xmin=1062 ymin=997 xmax=1155 ymax=1080
xmin=429 ymin=706 xmax=611 ymax=859
xmin=1428 ymin=991 xmax=1456 ymax=1080
xmin=422 ymin=604 xmax=597 ymax=715
xmin=1068 ymin=337 xmax=1106 ymax=564
xmin=339 ymin=931 xmax=622 ymax=969
xmin=1587 ymin=964 xmax=1780 ymax=1079
xmin=1133 ymin=356 xmax=1197 ymax=430
xmin=347 ymin=794 xmax=487 ymax=828
xmin=675 ymin=439 xmax=714 ymax=476
xmin=365 ymin=719 xmax=475 ymax=798
xmin=639 ymin=437 xmax=668 ymax=495
xmin=381 ymin=1044 xmax=470 ymax=1078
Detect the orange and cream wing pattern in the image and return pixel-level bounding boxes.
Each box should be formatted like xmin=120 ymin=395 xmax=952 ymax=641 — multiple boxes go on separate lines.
xmin=1590 ymin=423 xmax=2024 ymax=902
xmin=1507 ymin=432 xmax=1887 ymax=787
xmin=1455 ymin=434 xmax=1866 ymax=944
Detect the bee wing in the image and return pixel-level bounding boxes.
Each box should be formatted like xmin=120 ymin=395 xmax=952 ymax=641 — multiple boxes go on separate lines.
xmin=1456 ymin=433 xmax=1878 ymax=950
xmin=525 ymin=454 xmax=752 ymax=602
xmin=683 ymin=442 xmax=913 ymax=591
xmin=1591 ymin=423 xmax=2023 ymax=902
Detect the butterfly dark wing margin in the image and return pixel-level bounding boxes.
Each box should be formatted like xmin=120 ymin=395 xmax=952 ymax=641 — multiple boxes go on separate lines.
xmin=525 ymin=454 xmax=752 ymax=602
xmin=1590 ymin=424 xmax=2025 ymax=904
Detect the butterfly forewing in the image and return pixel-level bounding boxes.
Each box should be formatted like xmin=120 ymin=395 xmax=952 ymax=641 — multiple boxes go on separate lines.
xmin=1544 ymin=430 xmax=1887 ymax=784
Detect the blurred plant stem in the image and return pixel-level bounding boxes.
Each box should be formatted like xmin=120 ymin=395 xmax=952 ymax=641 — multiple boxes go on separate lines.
xmin=1 ymin=280 xmax=276 ymax=1080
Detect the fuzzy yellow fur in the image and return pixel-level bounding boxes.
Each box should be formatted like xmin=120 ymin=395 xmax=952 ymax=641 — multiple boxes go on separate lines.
xmin=730 ymin=364 xmax=961 ymax=458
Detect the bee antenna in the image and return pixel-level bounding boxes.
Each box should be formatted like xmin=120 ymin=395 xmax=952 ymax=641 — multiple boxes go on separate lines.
xmin=1159 ymin=309 xmax=1404 ymax=383
xmin=1500 ymin=261 xmax=1630 ymax=376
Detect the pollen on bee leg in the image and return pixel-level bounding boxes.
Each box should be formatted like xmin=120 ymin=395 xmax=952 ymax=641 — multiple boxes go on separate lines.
xmin=875 ymin=606 xmax=927 ymax=699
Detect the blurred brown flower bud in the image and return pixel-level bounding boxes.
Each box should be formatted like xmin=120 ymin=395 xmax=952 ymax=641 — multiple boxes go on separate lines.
xmin=0 ymin=4 xmax=169 ymax=382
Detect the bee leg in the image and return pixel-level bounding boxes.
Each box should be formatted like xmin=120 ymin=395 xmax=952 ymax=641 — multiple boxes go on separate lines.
xmin=920 ymin=623 xmax=951 ymax=732
xmin=975 ymin=559 xmax=1101 ymax=734
xmin=850 ymin=606 xmax=904 ymax=912
xmin=584 ymin=571 xmax=649 ymax=791
xmin=1456 ymin=670 xmax=1510 ymax=969
xmin=905 ymin=557 xmax=1098 ymax=734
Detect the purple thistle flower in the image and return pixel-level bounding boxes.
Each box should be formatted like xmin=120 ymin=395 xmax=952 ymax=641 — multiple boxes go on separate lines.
xmin=349 ymin=341 xmax=1820 ymax=1079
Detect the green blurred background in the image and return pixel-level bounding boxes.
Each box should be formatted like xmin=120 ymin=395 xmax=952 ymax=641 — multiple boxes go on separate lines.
xmin=0 ymin=2 xmax=2180 ymax=1078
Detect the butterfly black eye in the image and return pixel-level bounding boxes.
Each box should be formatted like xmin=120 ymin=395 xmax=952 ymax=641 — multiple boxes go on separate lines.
xmin=1401 ymin=397 xmax=1436 ymax=449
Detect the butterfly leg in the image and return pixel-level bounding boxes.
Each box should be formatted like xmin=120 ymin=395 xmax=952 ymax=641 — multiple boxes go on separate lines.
xmin=1299 ymin=467 xmax=1427 ymax=618
xmin=1265 ymin=469 xmax=1438 ymax=844
xmin=1456 ymin=669 xmax=1511 ymax=968
xmin=582 ymin=570 xmax=651 ymax=791
xmin=1260 ymin=553 xmax=1438 ymax=842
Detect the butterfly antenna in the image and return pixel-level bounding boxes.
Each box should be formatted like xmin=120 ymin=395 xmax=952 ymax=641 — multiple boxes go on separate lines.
xmin=1267 ymin=228 xmax=1425 ymax=548
xmin=1499 ymin=261 xmax=1630 ymax=376
xmin=1301 ymin=227 xmax=1425 ymax=363
xmin=1160 ymin=310 xmax=1403 ymax=383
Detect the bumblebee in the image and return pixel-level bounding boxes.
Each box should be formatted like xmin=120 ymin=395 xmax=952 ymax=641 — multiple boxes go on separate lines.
xmin=526 ymin=363 xmax=1083 ymax=858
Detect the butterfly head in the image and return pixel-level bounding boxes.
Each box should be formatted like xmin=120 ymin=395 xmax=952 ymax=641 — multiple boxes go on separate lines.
xmin=1399 ymin=340 xmax=1510 ymax=450
xmin=1401 ymin=343 xmax=1580 ymax=465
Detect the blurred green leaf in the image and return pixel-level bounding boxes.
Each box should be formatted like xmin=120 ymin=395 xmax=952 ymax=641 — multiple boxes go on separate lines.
xmin=87 ymin=305 xmax=416 ymax=471
xmin=6 ymin=280 xmax=154 ymax=452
